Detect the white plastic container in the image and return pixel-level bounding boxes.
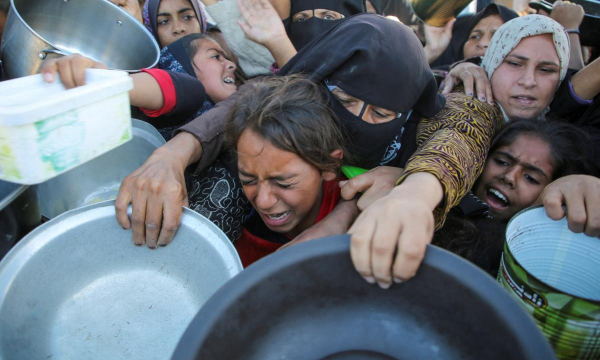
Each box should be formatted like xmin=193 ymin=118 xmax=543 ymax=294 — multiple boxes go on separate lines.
xmin=0 ymin=69 xmax=134 ymax=184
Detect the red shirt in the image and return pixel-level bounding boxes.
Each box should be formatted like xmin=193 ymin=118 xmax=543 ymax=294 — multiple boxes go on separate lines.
xmin=234 ymin=179 xmax=341 ymax=268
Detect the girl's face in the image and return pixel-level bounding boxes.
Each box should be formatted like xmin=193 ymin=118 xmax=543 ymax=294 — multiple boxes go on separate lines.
xmin=237 ymin=129 xmax=336 ymax=238
xmin=332 ymin=88 xmax=398 ymax=124
xmin=490 ymin=34 xmax=561 ymax=120
xmin=463 ymin=14 xmax=504 ymax=59
xmin=292 ymin=9 xmax=345 ymax=22
xmin=192 ymin=39 xmax=237 ymax=103
xmin=473 ymin=134 xmax=554 ymax=221
xmin=156 ymin=0 xmax=201 ymax=48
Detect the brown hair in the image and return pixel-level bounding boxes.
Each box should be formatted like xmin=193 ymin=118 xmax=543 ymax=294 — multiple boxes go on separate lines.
xmin=225 ymin=75 xmax=349 ymax=173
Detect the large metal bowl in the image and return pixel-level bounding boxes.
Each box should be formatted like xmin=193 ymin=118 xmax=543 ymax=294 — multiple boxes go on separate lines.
xmin=174 ymin=235 xmax=556 ymax=359
xmin=1 ymin=0 xmax=160 ymax=79
xmin=33 ymin=119 xmax=165 ymax=219
xmin=0 ymin=200 xmax=242 ymax=359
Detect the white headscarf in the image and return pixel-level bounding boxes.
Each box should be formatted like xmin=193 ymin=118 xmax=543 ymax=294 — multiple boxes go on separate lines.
xmin=482 ymin=15 xmax=570 ymax=84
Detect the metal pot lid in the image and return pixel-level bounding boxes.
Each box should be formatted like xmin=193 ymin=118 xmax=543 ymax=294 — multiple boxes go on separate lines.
xmin=0 ymin=200 xmax=242 ymax=359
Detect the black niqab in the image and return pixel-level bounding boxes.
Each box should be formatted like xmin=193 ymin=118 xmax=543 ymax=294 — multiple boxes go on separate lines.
xmin=280 ymin=14 xmax=445 ymax=168
xmin=286 ymin=0 xmax=365 ymax=50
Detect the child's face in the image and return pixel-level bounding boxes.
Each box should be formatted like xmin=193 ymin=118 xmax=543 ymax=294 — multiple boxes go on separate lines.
xmin=237 ymin=129 xmax=335 ymax=238
xmin=473 ymin=134 xmax=554 ymax=221
xmin=192 ymin=39 xmax=237 ymax=103
xmin=156 ymin=0 xmax=201 ymax=48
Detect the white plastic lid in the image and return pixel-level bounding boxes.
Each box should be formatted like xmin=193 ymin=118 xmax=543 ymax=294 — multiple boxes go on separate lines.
xmin=0 ymin=69 xmax=134 ymax=127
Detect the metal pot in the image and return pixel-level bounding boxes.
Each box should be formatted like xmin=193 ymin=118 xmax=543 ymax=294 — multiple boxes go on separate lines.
xmin=33 ymin=119 xmax=165 ymax=219
xmin=0 ymin=200 xmax=242 ymax=359
xmin=0 ymin=0 xmax=160 ymax=80
xmin=174 ymin=235 xmax=556 ymax=359
xmin=0 ymin=181 xmax=41 ymax=260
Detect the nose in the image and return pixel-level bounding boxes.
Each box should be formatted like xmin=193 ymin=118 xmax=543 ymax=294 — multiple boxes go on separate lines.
xmin=478 ymin=35 xmax=491 ymax=50
xmin=225 ymin=59 xmax=236 ymax=71
xmin=360 ymin=104 xmax=371 ymax=122
xmin=254 ymin=182 xmax=277 ymax=210
xmin=517 ymin=66 xmax=537 ymax=88
xmin=501 ymin=167 xmax=518 ymax=188
xmin=172 ymin=20 xmax=185 ymax=35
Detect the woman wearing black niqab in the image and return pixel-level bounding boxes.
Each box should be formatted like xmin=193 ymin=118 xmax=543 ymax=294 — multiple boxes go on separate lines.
xmin=280 ymin=13 xmax=445 ymax=169
xmin=285 ymin=0 xmax=365 ymax=50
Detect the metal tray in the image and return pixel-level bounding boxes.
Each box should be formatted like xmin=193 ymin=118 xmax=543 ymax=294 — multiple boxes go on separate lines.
xmin=0 ymin=200 xmax=242 ymax=360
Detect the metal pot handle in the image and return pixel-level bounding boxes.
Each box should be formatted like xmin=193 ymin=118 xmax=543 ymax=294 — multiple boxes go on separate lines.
xmin=38 ymin=49 xmax=71 ymax=60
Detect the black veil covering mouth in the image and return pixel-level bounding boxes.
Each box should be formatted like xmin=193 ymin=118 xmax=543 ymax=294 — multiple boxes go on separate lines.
xmin=280 ymin=13 xmax=445 ymax=168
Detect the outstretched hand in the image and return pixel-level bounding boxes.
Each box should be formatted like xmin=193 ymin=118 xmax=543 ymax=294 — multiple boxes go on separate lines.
xmin=40 ymin=54 xmax=108 ymax=88
xmin=424 ymin=19 xmax=456 ymax=64
xmin=536 ymin=175 xmax=600 ymax=237
xmin=237 ymin=0 xmax=288 ymax=48
xmin=441 ymin=61 xmax=494 ymax=105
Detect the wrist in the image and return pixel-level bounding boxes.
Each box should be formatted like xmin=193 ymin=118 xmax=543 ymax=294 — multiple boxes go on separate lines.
xmin=391 ymin=172 xmax=443 ymax=211
xmin=565 ymin=28 xmax=580 ymax=36
xmin=162 ymin=132 xmax=202 ymax=168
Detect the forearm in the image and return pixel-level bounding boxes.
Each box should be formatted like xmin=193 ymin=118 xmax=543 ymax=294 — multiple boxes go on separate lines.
xmin=397 ymin=94 xmax=503 ymax=228
xmin=129 ymin=72 xmax=164 ymax=110
xmin=568 ymin=33 xmax=585 ymax=70
xmin=424 ymin=46 xmax=444 ymax=65
xmin=391 ymin=173 xmax=443 ymax=210
xmin=572 ymin=56 xmax=600 ymax=100
xmin=265 ymin=36 xmax=297 ymax=68
xmin=160 ymin=132 xmax=203 ymax=169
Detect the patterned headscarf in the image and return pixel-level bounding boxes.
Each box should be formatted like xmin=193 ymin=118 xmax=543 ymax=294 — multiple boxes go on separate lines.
xmin=142 ymin=0 xmax=208 ymax=45
xmin=482 ymin=15 xmax=570 ymax=83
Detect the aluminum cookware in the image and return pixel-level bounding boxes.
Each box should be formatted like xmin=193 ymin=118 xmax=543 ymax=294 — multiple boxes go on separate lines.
xmin=0 ymin=200 xmax=242 ymax=359
xmin=0 ymin=0 xmax=160 ymax=79
xmin=174 ymin=235 xmax=556 ymax=360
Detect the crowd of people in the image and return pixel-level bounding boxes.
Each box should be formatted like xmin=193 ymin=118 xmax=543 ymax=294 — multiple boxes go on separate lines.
xmin=23 ymin=0 xmax=600 ymax=287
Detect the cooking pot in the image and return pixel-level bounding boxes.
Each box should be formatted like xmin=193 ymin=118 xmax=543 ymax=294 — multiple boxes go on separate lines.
xmin=174 ymin=235 xmax=556 ymax=360
xmin=33 ymin=119 xmax=165 ymax=219
xmin=0 ymin=0 xmax=160 ymax=80
xmin=0 ymin=200 xmax=242 ymax=359
xmin=0 ymin=181 xmax=41 ymax=260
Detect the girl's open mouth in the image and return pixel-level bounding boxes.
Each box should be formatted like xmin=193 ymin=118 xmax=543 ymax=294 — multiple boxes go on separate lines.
xmin=262 ymin=210 xmax=292 ymax=227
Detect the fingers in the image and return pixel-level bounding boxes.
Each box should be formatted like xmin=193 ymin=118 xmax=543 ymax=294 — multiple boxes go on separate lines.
xmin=157 ymin=198 xmax=183 ymax=247
xmin=237 ymin=19 xmax=251 ymax=37
xmin=115 ymin=181 xmax=133 ymax=229
xmin=370 ymin=221 xmax=401 ymax=288
xmin=564 ymin=188 xmax=587 ymax=233
xmin=441 ymin=75 xmax=455 ymax=94
xmin=542 ymin=187 xmax=566 ymax=220
xmin=461 ymin=70 xmax=475 ymax=97
xmin=584 ymin=196 xmax=600 ymax=237
xmin=472 ymin=69 xmax=490 ymax=103
xmin=349 ymin=214 xmax=377 ymax=284
xmin=144 ymin=195 xmax=163 ymax=249
xmin=340 ymin=173 xmax=376 ymax=200
xmin=40 ymin=58 xmax=59 ymax=83
xmin=130 ymin=191 xmax=148 ymax=247
xmin=56 ymin=57 xmax=76 ymax=89
xmin=392 ymin=216 xmax=432 ymax=282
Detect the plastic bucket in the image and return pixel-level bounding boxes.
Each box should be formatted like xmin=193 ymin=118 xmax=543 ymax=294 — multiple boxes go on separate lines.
xmin=498 ymin=206 xmax=600 ymax=360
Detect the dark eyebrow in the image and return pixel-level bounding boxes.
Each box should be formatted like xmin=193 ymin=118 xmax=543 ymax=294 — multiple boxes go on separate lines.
xmin=238 ymin=169 xmax=296 ymax=181
xmin=506 ymin=54 xmax=559 ymax=68
xmin=157 ymin=12 xmax=171 ymax=17
xmin=178 ymin=7 xmax=195 ymax=15
xmin=496 ymin=151 xmax=549 ymax=179
xmin=207 ymin=48 xmax=228 ymax=58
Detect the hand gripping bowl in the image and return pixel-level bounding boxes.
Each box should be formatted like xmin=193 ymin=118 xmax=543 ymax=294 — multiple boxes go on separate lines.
xmin=0 ymin=201 xmax=242 ymax=360
xmin=173 ymin=235 xmax=556 ymax=360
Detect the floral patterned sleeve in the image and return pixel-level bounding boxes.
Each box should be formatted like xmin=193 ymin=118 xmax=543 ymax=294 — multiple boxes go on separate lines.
xmin=395 ymin=93 xmax=505 ymax=229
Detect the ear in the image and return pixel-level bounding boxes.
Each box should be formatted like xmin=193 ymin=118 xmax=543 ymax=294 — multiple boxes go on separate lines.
xmin=322 ymin=149 xmax=343 ymax=182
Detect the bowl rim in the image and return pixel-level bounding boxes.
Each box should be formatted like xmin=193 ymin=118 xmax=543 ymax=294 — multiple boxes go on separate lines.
xmin=173 ymin=234 xmax=556 ymax=360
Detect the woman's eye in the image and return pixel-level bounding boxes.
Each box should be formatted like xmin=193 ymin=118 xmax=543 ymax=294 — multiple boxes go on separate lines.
xmin=539 ymin=67 xmax=557 ymax=74
xmin=240 ymin=179 xmax=256 ymax=186
xmin=158 ymin=19 xmax=169 ymax=26
xmin=211 ymin=54 xmax=221 ymax=60
xmin=469 ymin=34 xmax=481 ymax=40
xmin=322 ymin=14 xmax=335 ymax=20
xmin=372 ymin=109 xmax=392 ymax=119
xmin=276 ymin=182 xmax=293 ymax=189
xmin=507 ymin=61 xmax=522 ymax=67
xmin=524 ymin=174 xmax=539 ymax=185
xmin=494 ymin=158 xmax=509 ymax=166
xmin=183 ymin=14 xmax=195 ymax=20
xmin=335 ymin=96 xmax=354 ymax=105
xmin=293 ymin=15 xmax=308 ymax=22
